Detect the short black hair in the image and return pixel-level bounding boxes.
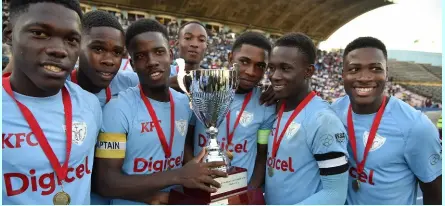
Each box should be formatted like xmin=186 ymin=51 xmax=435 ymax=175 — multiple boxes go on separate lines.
xmin=125 ymin=18 xmax=169 ymax=48
xmin=81 ymin=10 xmax=123 ymax=34
xmin=274 ymin=32 xmax=316 ymax=64
xmin=232 ymin=31 xmax=272 ymax=54
xmin=343 ymin=37 xmax=388 ymax=60
xmin=9 ymin=0 xmax=82 ymax=22
xmin=178 ymin=21 xmax=207 ymax=37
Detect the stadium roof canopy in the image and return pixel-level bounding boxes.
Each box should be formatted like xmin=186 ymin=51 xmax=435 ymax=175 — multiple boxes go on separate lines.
xmin=82 ymin=0 xmax=392 ymax=42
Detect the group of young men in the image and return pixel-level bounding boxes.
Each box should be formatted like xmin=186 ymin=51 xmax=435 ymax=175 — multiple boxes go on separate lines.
xmin=2 ymin=0 xmax=442 ymax=205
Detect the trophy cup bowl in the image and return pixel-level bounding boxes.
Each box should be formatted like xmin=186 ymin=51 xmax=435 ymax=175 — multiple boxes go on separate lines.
xmin=170 ymin=60 xmax=265 ymax=205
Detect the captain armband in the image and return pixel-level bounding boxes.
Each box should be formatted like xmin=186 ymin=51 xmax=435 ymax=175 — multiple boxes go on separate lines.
xmin=95 ymin=133 xmax=127 ymax=159
xmin=257 ymin=129 xmax=271 ymax=145
xmin=314 ymin=152 xmax=349 ymax=176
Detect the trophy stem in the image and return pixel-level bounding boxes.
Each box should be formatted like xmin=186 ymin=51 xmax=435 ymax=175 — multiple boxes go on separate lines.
xmin=204 ymin=126 xmax=228 ymax=172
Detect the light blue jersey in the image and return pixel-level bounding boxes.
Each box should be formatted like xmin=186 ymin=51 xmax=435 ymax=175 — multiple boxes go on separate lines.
xmin=193 ymin=87 xmax=275 ymax=181
xmin=169 ymin=65 xmax=179 ymax=77
xmin=67 ymin=70 xmax=139 ymax=107
xmin=265 ymin=96 xmax=349 ymax=204
xmin=331 ymin=95 xmax=442 ymax=205
xmin=2 ymin=82 xmax=102 ymax=205
xmin=100 ymin=87 xmax=193 ymax=205
xmin=119 ymin=58 xmax=133 ymax=72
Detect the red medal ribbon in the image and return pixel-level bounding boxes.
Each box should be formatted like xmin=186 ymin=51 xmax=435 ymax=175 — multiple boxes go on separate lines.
xmin=71 ymin=70 xmax=111 ymax=103
xmin=139 ymin=85 xmax=175 ymax=158
xmin=225 ymin=91 xmax=253 ymax=146
xmin=122 ymin=58 xmax=130 ymax=71
xmin=271 ymin=91 xmax=316 ymax=158
xmin=347 ymin=96 xmax=387 ymax=175
xmin=2 ymin=72 xmax=11 ymax=78
xmin=3 ymin=78 xmax=72 ymax=182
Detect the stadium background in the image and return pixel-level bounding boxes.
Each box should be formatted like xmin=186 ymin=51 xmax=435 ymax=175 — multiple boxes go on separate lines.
xmin=1 ymin=0 xmax=442 ymax=204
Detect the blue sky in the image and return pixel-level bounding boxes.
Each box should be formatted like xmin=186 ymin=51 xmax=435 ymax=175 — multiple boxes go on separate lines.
xmin=319 ymin=0 xmax=442 ymax=53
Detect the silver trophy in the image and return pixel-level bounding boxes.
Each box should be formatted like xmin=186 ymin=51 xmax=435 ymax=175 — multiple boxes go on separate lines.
xmin=259 ymin=68 xmax=272 ymax=93
xmin=177 ymin=58 xmax=240 ymax=173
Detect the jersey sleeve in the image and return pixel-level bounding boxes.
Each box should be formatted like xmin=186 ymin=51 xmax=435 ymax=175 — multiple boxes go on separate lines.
xmin=95 ymin=97 xmax=130 ymax=159
xmin=310 ymin=111 xmax=349 ymax=176
xmin=258 ymin=105 xmax=276 ymax=145
xmin=124 ymin=70 xmax=139 ymax=87
xmin=404 ymin=114 xmax=442 ymax=183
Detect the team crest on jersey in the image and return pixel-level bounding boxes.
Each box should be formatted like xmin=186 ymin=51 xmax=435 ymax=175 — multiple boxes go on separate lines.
xmin=237 ymin=111 xmax=253 ymax=127
xmin=285 ymin=122 xmax=301 ymax=140
xmin=175 ymin=120 xmax=188 ymax=136
xmin=64 ymin=121 xmax=88 ymax=145
xmin=363 ymin=131 xmax=386 ymax=152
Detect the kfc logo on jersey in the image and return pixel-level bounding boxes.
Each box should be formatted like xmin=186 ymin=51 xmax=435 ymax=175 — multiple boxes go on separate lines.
xmin=4 ymin=156 xmax=91 ymax=197
xmin=363 ymin=131 xmax=386 ymax=152
xmin=175 ymin=120 xmax=188 ymax=136
xmin=3 ymin=132 xmax=38 ymax=149
xmin=237 ymin=111 xmax=253 ymax=127
xmin=285 ymin=122 xmax=301 ymax=140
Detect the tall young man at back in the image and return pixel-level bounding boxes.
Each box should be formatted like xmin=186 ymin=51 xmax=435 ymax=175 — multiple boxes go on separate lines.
xmin=70 ymin=10 xmax=138 ymax=107
xmin=265 ymin=33 xmax=349 ymax=204
xmin=92 ymin=19 xmax=228 ymax=205
xmin=169 ymin=21 xmax=208 ymax=91
xmin=331 ymin=37 xmax=442 ymax=205
xmin=186 ymin=31 xmax=275 ymax=188
xmin=2 ymin=0 xmax=102 ymax=204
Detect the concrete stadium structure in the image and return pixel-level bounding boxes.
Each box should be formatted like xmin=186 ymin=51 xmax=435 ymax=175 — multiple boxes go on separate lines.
xmin=80 ymin=0 xmax=392 ymax=45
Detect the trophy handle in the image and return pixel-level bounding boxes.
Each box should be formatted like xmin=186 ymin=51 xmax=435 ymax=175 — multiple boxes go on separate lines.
xmin=176 ymin=58 xmax=191 ymax=96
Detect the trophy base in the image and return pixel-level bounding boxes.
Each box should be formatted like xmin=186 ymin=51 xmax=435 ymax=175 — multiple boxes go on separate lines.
xmin=168 ymin=187 xmax=265 ymax=205
xmin=168 ymin=167 xmax=265 ymax=205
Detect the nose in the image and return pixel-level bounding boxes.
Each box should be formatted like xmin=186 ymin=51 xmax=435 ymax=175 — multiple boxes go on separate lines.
xmin=101 ymin=54 xmax=115 ymax=67
xmin=271 ymin=68 xmax=283 ymax=83
xmin=356 ymin=69 xmax=373 ymax=82
xmin=146 ymin=53 xmax=160 ymax=68
xmin=45 ymin=39 xmax=68 ymax=59
xmin=189 ymin=39 xmax=199 ymax=49
xmin=243 ymin=64 xmax=256 ymax=77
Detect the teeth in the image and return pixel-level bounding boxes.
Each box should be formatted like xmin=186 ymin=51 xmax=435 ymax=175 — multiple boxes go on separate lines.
xmin=44 ymin=65 xmax=62 ymax=72
xmin=100 ymin=72 xmax=112 ymax=76
xmin=150 ymin=72 xmax=161 ymax=77
xmin=356 ymin=88 xmax=373 ymax=92
xmin=274 ymin=85 xmax=284 ymax=90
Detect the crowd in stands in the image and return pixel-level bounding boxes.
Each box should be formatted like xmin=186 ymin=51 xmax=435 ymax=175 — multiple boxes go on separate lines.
xmin=1 ymin=1 xmax=440 ymax=109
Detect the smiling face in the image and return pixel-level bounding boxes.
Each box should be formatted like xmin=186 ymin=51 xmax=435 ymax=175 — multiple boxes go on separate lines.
xmin=79 ymin=26 xmax=125 ymax=89
xmin=268 ymin=46 xmax=313 ymax=100
xmin=178 ymin=23 xmax=207 ymax=65
xmin=8 ymin=2 xmax=81 ymax=93
xmin=342 ymin=47 xmax=387 ymax=106
xmin=229 ymin=44 xmax=268 ymax=93
xmin=128 ymin=32 xmax=173 ymax=89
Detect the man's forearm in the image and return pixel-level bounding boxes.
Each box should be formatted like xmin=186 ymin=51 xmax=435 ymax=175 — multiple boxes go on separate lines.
xmin=248 ymin=144 xmax=267 ymax=188
xmin=94 ymin=167 xmax=181 ymax=200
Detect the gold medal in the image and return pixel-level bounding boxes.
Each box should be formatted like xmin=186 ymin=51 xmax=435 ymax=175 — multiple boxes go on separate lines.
xmin=352 ymin=179 xmax=360 ymax=192
xmin=53 ymin=191 xmax=71 ymax=205
xmin=226 ymin=150 xmax=234 ymax=161
xmin=268 ymin=167 xmax=274 ymax=177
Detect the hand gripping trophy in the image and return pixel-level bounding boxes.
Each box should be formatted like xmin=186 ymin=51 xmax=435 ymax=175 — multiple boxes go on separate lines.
xmin=169 ymin=59 xmax=265 ymax=205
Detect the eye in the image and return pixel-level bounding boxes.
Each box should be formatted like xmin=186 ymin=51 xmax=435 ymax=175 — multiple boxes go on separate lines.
xmin=67 ymin=37 xmax=80 ymax=45
xmin=156 ymin=50 xmax=165 ymax=55
xmin=31 ymin=30 xmax=49 ymax=39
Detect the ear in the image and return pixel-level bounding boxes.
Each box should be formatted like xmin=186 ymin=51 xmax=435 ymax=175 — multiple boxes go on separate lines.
xmin=228 ymin=52 xmax=233 ymax=65
xmin=169 ymin=48 xmax=174 ymax=63
xmin=3 ymin=22 xmax=13 ymax=46
xmin=305 ymin=64 xmax=315 ymax=79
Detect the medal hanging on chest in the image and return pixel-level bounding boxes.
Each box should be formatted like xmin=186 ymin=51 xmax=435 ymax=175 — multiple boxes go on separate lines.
xmin=225 ymin=91 xmax=252 ymax=161
xmin=269 ymin=92 xmax=316 ymax=178
xmin=139 ymin=85 xmax=175 ymax=171
xmin=347 ymin=96 xmax=387 ymax=192
xmin=3 ymin=78 xmax=73 ymax=205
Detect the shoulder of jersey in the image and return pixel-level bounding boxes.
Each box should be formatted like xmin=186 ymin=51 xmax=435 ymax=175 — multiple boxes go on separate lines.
xmin=307 ymin=95 xmax=340 ymax=123
xmin=170 ymin=88 xmax=189 ymax=105
xmin=65 ymin=81 xmax=100 ymax=107
xmin=386 ymin=96 xmax=423 ymax=124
